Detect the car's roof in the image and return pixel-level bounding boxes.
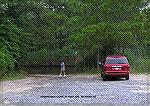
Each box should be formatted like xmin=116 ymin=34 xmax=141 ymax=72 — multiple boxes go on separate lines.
xmin=106 ymin=55 xmax=126 ymax=58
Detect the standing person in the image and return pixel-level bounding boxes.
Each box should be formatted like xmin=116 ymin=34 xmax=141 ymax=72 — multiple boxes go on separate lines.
xmin=59 ymin=61 xmax=66 ymax=77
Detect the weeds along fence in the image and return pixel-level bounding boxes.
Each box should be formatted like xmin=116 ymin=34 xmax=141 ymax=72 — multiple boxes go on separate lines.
xmin=124 ymin=46 xmax=150 ymax=74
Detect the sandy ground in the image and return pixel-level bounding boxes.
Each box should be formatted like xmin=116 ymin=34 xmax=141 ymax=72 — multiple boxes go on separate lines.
xmin=0 ymin=74 xmax=150 ymax=94
xmin=0 ymin=74 xmax=149 ymax=105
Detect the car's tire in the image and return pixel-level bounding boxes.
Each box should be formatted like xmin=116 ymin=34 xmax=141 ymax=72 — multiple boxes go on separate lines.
xmin=101 ymin=73 xmax=103 ymax=78
xmin=103 ymin=76 xmax=107 ymax=81
xmin=125 ymin=75 xmax=129 ymax=80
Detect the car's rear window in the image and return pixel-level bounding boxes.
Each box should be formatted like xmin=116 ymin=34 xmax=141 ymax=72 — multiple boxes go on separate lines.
xmin=105 ymin=58 xmax=129 ymax=64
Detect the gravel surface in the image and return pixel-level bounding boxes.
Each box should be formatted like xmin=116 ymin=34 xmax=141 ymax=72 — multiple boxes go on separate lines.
xmin=0 ymin=74 xmax=150 ymax=105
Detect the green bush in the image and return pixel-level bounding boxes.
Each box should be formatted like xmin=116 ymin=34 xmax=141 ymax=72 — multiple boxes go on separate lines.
xmin=131 ymin=58 xmax=150 ymax=74
xmin=124 ymin=48 xmax=150 ymax=74
xmin=1 ymin=69 xmax=27 ymax=80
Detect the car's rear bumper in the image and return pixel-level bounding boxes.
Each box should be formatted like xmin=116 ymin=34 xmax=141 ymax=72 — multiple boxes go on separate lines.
xmin=104 ymin=71 xmax=129 ymax=77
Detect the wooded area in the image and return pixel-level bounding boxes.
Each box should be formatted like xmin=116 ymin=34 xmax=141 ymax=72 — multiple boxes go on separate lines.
xmin=0 ymin=0 xmax=149 ymax=78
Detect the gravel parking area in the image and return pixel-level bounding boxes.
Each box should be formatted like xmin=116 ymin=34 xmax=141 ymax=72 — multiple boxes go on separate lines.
xmin=0 ymin=74 xmax=150 ymax=105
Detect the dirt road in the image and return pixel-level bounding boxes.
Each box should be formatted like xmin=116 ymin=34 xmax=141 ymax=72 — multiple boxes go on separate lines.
xmin=0 ymin=74 xmax=150 ymax=105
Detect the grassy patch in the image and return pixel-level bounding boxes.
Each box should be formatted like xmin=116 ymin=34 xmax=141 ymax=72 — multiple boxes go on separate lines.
xmin=130 ymin=58 xmax=150 ymax=74
xmin=124 ymin=49 xmax=150 ymax=74
xmin=0 ymin=70 xmax=27 ymax=81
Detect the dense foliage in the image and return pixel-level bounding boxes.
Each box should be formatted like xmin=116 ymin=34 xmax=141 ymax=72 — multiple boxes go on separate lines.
xmin=0 ymin=0 xmax=149 ymax=77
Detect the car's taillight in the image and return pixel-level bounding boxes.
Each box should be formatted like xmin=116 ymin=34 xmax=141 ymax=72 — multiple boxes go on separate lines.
xmin=127 ymin=65 xmax=130 ymax=71
xmin=103 ymin=65 xmax=111 ymax=70
xmin=122 ymin=65 xmax=130 ymax=71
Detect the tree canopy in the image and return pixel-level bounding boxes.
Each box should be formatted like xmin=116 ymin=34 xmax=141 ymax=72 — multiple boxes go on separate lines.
xmin=0 ymin=0 xmax=149 ymax=76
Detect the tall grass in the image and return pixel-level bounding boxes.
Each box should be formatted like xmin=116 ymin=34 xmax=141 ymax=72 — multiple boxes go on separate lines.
xmin=0 ymin=69 xmax=27 ymax=81
xmin=124 ymin=48 xmax=150 ymax=74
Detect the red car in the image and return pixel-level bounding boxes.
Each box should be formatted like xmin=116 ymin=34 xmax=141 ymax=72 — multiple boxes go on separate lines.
xmin=101 ymin=55 xmax=130 ymax=81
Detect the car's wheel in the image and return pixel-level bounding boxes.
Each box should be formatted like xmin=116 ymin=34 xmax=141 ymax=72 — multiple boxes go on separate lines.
xmin=125 ymin=75 xmax=129 ymax=80
xmin=103 ymin=76 xmax=107 ymax=81
xmin=101 ymin=73 xmax=103 ymax=78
